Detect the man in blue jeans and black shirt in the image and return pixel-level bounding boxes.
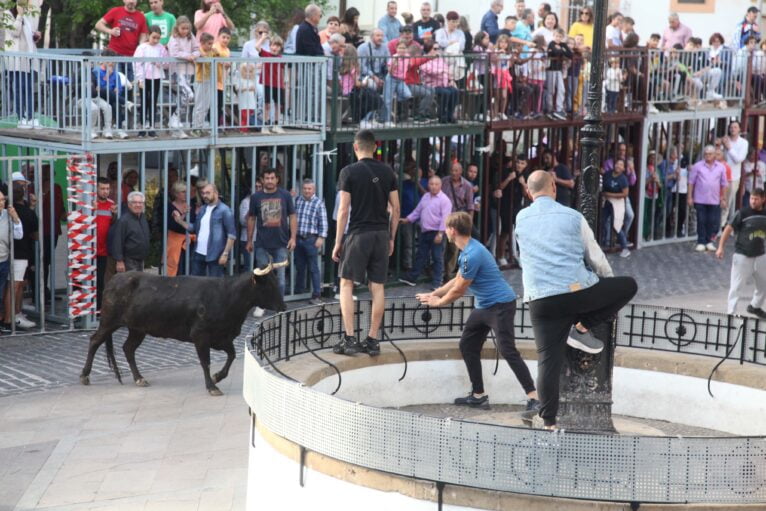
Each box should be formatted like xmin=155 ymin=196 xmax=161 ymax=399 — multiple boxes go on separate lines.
xmin=247 ymin=168 xmax=297 ymax=298
xmin=516 ymin=171 xmax=637 ymax=430
xmin=417 ymin=211 xmax=540 ymax=411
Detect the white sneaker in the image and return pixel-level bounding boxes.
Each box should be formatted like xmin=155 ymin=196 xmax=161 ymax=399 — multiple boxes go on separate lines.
xmin=381 ymin=121 xmax=396 ymax=128
xmin=261 ymin=127 xmax=272 ymax=134
xmin=174 ymin=130 xmax=189 ymax=139
xmin=333 ymin=293 xmax=358 ymax=301
xmin=648 ymin=104 xmax=659 ymax=113
xmin=706 ymin=91 xmax=723 ymax=100
xmin=15 ymin=314 xmax=35 ymax=329
xmin=168 ymin=113 xmax=181 ymax=129
xmin=252 ymin=306 xmax=265 ymax=318
xmin=17 ymin=119 xmax=31 ymax=129
xmin=695 ymin=244 xmax=706 ymax=252
xmin=359 ymin=120 xmax=374 ymax=129
xmin=271 ymin=126 xmax=286 ymax=134
xmin=90 ymin=131 xmax=99 ymax=140
xmin=706 ymin=242 xmax=717 ymax=251
xmin=30 ymin=119 xmax=41 ymax=129
xmin=498 ymin=257 xmax=509 ymax=266
xmin=620 ymin=248 xmax=631 ymax=258
xmin=116 ymin=130 xmax=129 ymax=139
xmin=103 ymin=129 xmax=113 ymax=139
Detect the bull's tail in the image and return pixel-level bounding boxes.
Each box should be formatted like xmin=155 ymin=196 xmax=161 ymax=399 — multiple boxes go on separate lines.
xmin=105 ymin=334 xmax=123 ymax=384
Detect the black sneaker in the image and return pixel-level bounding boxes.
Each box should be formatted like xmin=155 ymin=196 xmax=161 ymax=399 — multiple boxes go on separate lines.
xmin=454 ymin=393 xmax=490 ymax=409
xmin=526 ymin=398 xmax=541 ymax=411
xmin=747 ymin=305 xmax=766 ymax=319
xmin=566 ymin=327 xmax=604 ymax=354
xmin=398 ymin=277 xmax=417 ymax=287
xmin=332 ymin=335 xmax=362 ymax=355
xmin=361 ymin=336 xmax=380 ymax=357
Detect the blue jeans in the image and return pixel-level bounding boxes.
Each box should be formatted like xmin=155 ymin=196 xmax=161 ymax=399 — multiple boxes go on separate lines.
xmin=434 ymin=86 xmax=458 ymax=123
xmin=382 ymin=75 xmax=412 ymax=122
xmin=239 ymin=240 xmax=252 ymax=272
xmin=407 ymin=230 xmax=444 ymax=288
xmin=9 ymin=71 xmax=34 ymax=120
xmin=191 ymin=251 xmax=225 ymax=277
xmin=255 ymin=246 xmax=288 ymax=297
xmin=695 ymin=203 xmax=720 ymax=245
xmin=294 ymin=236 xmax=321 ymax=297
xmin=601 ymin=202 xmax=628 ymax=249
xmin=0 ymin=259 xmax=9 ymax=312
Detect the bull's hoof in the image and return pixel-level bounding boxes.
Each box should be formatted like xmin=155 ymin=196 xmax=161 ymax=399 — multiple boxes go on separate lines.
xmin=212 ymin=372 xmax=225 ymax=384
xmin=80 ymin=375 xmax=90 ymax=386
xmin=135 ymin=378 xmax=150 ymax=387
xmin=208 ymin=386 xmax=224 ymax=396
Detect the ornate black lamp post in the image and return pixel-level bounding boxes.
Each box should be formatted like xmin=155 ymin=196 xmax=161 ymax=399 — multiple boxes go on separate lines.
xmin=556 ymin=0 xmax=616 ymax=433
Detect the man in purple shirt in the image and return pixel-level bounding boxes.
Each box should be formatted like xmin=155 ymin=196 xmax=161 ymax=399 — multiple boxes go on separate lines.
xmin=688 ymin=145 xmax=728 ymax=252
xmin=399 ymin=176 xmax=452 ymax=288
xmin=442 ymin=162 xmax=474 ymax=281
xmin=661 ymin=13 xmax=693 ymax=50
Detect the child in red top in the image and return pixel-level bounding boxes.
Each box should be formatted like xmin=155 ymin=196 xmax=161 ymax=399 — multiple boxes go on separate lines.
xmin=255 ymin=32 xmax=286 ymax=134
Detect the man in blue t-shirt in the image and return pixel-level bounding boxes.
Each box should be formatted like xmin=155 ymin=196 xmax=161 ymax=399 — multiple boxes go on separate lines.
xmin=416 ymin=211 xmax=538 ymax=411
xmin=246 ymin=168 xmax=297 ymax=298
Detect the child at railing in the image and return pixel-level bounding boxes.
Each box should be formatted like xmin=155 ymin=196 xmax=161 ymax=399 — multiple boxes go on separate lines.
xmin=213 ymin=27 xmax=232 ymax=128
xmin=571 ymin=34 xmax=586 ymax=115
xmin=134 ymin=26 xmax=168 ymax=137
xmin=545 ymin=28 xmax=571 ymax=120
xmin=255 ymin=32 xmax=286 ymax=134
xmin=93 ymin=49 xmax=129 ymax=139
xmin=344 ymin=46 xmax=382 ymax=126
xmin=528 ymin=35 xmax=547 ymax=118
xmin=491 ymin=35 xmax=513 ymax=120
xmin=236 ymin=63 xmax=258 ymax=133
xmin=605 ymin=57 xmax=621 ymax=113
xmin=191 ymin=32 xmax=219 ymax=135
xmin=735 ymin=36 xmax=757 ymax=95
xmin=167 ymin=16 xmax=200 ymax=138
xmin=382 ymin=41 xmax=413 ymax=126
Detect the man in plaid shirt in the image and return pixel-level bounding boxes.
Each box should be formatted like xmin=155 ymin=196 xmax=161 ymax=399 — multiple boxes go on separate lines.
xmin=295 ymin=179 xmax=328 ymax=304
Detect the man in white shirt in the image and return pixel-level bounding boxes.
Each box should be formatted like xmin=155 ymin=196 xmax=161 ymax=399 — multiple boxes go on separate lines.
xmin=723 ymin=120 xmax=749 ymax=226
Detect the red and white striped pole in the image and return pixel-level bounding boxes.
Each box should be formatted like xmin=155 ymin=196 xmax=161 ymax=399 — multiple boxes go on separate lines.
xmin=66 ymin=154 xmax=97 ymax=318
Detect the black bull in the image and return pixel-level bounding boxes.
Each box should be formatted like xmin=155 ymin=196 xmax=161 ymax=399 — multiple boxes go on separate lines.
xmin=80 ymin=262 xmax=287 ymax=395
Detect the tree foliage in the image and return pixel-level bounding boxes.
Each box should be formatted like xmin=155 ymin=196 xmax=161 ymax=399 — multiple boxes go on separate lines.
xmin=0 ymin=0 xmax=331 ymax=50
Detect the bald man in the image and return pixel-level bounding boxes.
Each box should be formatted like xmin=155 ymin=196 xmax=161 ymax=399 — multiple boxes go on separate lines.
xmin=515 ymin=171 xmax=637 ymax=430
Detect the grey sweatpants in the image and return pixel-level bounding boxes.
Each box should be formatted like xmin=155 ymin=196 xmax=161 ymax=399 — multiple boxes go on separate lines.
xmin=192 ymin=80 xmax=214 ymax=129
xmin=728 ymin=252 xmax=766 ymax=314
xmin=545 ymin=70 xmax=565 ymax=112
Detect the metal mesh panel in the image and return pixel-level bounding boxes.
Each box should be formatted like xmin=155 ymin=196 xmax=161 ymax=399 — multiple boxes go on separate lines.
xmin=247 ymin=360 xmax=766 ymax=504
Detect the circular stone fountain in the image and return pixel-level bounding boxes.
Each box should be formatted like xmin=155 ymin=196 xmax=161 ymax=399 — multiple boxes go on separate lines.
xmin=243 ymin=298 xmax=766 ymax=511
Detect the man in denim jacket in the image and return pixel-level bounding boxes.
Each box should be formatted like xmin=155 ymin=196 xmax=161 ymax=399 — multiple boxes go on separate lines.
xmin=173 ymin=183 xmax=236 ymax=277
xmin=515 ymin=171 xmax=637 ymax=430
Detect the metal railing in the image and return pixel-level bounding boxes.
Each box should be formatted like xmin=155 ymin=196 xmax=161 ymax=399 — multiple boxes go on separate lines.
xmin=246 ymin=297 xmax=766 ymax=505
xmin=0 ymin=51 xmax=327 ymax=141
xmin=328 ymin=53 xmax=488 ymax=131
xmin=647 ymin=48 xmax=746 ymax=107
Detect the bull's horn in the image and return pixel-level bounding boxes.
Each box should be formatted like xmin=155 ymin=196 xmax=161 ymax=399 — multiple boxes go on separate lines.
xmin=272 ymin=260 xmax=289 ymax=269
xmin=253 ymin=257 xmax=274 ymax=276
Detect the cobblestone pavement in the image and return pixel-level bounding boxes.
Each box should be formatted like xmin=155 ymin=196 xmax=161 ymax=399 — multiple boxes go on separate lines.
xmin=0 ymin=242 xmax=733 ymax=398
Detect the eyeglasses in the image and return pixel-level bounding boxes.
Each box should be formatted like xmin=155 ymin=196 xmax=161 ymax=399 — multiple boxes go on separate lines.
xmin=129 ymin=201 xmax=145 ymax=204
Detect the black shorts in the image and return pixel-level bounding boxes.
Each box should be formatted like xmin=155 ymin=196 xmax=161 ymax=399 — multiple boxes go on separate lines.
xmin=263 ymin=86 xmax=285 ymax=106
xmin=339 ymin=230 xmax=389 ymax=284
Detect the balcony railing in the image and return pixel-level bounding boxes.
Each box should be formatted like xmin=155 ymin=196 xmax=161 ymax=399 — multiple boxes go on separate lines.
xmin=328 ymin=53 xmax=489 ymax=131
xmin=647 ymin=47 xmax=746 ymax=107
xmin=0 ymin=50 xmax=326 ymax=142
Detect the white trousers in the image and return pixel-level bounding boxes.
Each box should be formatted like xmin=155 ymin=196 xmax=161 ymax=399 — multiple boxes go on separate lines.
xmin=728 ymin=252 xmax=766 ymax=314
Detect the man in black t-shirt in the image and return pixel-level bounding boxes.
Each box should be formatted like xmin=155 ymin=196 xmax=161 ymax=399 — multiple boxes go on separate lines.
xmin=542 ymin=149 xmax=574 ymax=207
xmin=412 ymin=2 xmax=440 ymax=43
xmin=717 ymin=188 xmax=766 ymax=317
xmin=332 ymin=130 xmax=400 ymax=356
